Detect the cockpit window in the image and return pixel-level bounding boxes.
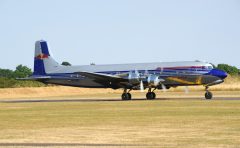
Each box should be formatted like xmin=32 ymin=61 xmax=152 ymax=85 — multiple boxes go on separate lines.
xmin=208 ymin=66 xmax=213 ymax=69
xmin=206 ymin=65 xmax=213 ymax=70
xmin=204 ymin=65 xmax=213 ymax=70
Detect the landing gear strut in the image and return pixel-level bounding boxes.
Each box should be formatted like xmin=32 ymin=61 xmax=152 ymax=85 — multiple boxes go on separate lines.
xmin=205 ymin=86 xmax=213 ymax=99
xmin=146 ymin=88 xmax=156 ymax=100
xmin=121 ymin=89 xmax=132 ymax=100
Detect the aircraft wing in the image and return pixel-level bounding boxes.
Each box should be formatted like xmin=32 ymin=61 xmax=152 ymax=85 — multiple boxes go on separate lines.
xmin=75 ymin=72 xmax=127 ymax=82
xmin=75 ymin=71 xmax=131 ymax=89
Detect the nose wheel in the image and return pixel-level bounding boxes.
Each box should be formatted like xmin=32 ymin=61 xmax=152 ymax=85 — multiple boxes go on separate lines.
xmin=146 ymin=88 xmax=156 ymax=100
xmin=205 ymin=87 xmax=213 ymax=99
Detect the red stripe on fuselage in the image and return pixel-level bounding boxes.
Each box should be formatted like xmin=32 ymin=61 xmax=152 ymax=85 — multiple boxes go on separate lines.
xmin=156 ymin=66 xmax=205 ymax=70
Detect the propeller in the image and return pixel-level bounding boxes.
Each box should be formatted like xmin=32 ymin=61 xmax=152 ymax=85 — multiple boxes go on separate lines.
xmin=128 ymin=71 xmax=133 ymax=79
xmin=154 ymin=77 xmax=161 ymax=86
xmin=161 ymin=83 xmax=167 ymax=92
xmin=128 ymin=70 xmax=144 ymax=92
xmin=140 ymin=80 xmax=144 ymax=92
xmin=144 ymin=70 xmax=149 ymax=76
xmin=135 ymin=69 xmax=140 ymax=77
xmin=128 ymin=70 xmax=140 ymax=79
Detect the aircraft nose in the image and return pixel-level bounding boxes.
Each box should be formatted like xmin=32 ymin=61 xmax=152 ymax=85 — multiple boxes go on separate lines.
xmin=222 ymin=71 xmax=228 ymax=79
xmin=209 ymin=69 xmax=228 ymax=79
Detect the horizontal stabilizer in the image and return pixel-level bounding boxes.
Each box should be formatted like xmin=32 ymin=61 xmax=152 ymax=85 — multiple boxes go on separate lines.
xmin=16 ymin=76 xmax=51 ymax=80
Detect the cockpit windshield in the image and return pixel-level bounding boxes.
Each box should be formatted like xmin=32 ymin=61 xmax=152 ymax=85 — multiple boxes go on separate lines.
xmin=205 ymin=64 xmax=213 ymax=70
xmin=208 ymin=66 xmax=213 ymax=69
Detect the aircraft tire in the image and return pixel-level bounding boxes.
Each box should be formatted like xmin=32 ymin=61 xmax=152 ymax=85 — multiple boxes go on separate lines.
xmin=127 ymin=93 xmax=132 ymax=100
xmin=122 ymin=93 xmax=131 ymax=100
xmin=205 ymin=91 xmax=213 ymax=99
xmin=146 ymin=92 xmax=156 ymax=100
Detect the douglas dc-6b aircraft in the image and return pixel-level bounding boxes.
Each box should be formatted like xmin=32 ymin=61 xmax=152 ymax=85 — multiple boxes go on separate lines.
xmin=23 ymin=40 xmax=228 ymax=100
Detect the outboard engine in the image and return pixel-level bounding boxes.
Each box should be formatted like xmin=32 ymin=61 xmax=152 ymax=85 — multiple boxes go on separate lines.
xmin=147 ymin=75 xmax=163 ymax=87
xmin=128 ymin=70 xmax=141 ymax=84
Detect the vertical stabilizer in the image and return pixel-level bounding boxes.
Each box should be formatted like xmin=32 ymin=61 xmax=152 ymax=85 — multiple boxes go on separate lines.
xmin=33 ymin=40 xmax=60 ymax=75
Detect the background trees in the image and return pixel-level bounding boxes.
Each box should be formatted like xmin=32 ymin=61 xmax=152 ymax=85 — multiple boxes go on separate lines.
xmin=0 ymin=65 xmax=44 ymax=88
xmin=14 ymin=65 xmax=32 ymax=78
xmin=61 ymin=61 xmax=71 ymax=66
xmin=0 ymin=65 xmax=32 ymax=79
xmin=217 ymin=64 xmax=239 ymax=76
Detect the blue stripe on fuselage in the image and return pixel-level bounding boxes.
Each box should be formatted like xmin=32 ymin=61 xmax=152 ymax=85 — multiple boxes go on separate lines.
xmin=41 ymin=69 xmax=210 ymax=78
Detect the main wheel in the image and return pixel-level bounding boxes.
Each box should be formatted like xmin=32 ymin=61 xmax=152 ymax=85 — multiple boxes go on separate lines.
xmin=205 ymin=91 xmax=213 ymax=99
xmin=146 ymin=92 xmax=156 ymax=100
xmin=127 ymin=93 xmax=132 ymax=100
xmin=122 ymin=93 xmax=131 ymax=100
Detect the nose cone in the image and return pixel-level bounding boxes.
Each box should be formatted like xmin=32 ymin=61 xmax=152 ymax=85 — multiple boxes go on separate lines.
xmin=208 ymin=69 xmax=228 ymax=79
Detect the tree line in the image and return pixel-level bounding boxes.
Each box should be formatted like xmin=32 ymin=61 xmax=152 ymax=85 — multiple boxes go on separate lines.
xmin=216 ymin=64 xmax=239 ymax=76
xmin=0 ymin=63 xmax=239 ymax=88
xmin=0 ymin=62 xmax=71 ymax=88
xmin=0 ymin=65 xmax=44 ymax=88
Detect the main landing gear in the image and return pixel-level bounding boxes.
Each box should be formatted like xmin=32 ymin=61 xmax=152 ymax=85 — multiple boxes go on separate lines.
xmin=121 ymin=88 xmax=157 ymax=100
xmin=146 ymin=88 xmax=156 ymax=100
xmin=205 ymin=86 xmax=213 ymax=99
xmin=121 ymin=89 xmax=132 ymax=100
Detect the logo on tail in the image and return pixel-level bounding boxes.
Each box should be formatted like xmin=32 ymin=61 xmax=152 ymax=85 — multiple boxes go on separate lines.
xmin=35 ymin=54 xmax=49 ymax=60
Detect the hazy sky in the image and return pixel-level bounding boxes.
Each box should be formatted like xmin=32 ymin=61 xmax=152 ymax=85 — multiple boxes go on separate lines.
xmin=0 ymin=0 xmax=239 ymax=70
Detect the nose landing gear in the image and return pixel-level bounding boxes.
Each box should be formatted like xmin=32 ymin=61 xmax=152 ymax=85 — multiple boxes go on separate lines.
xmin=205 ymin=86 xmax=213 ymax=99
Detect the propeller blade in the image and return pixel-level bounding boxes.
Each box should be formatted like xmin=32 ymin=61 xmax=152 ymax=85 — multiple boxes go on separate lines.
xmin=128 ymin=71 xmax=132 ymax=79
xmin=161 ymin=83 xmax=167 ymax=92
xmin=140 ymin=80 xmax=144 ymax=92
xmin=154 ymin=77 xmax=160 ymax=86
xmin=144 ymin=70 xmax=149 ymax=76
xmin=135 ymin=69 xmax=139 ymax=76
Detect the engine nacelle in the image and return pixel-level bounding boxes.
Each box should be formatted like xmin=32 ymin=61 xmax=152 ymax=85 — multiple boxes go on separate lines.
xmin=128 ymin=70 xmax=141 ymax=84
xmin=147 ymin=75 xmax=161 ymax=86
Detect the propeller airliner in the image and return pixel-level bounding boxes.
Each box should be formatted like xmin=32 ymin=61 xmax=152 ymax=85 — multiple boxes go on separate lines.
xmin=22 ymin=40 xmax=228 ymax=100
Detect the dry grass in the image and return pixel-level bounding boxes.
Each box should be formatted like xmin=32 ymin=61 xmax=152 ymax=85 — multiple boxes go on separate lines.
xmin=0 ymin=99 xmax=240 ymax=148
xmin=0 ymin=87 xmax=240 ymax=101
xmin=0 ymin=86 xmax=117 ymax=99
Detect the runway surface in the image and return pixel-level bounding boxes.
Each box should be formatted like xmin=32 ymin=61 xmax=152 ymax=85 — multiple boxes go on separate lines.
xmin=1 ymin=97 xmax=240 ymax=103
xmin=0 ymin=143 xmax=154 ymax=147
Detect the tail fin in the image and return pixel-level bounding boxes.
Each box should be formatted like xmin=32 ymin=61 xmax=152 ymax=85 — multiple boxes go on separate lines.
xmin=33 ymin=40 xmax=60 ymax=75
